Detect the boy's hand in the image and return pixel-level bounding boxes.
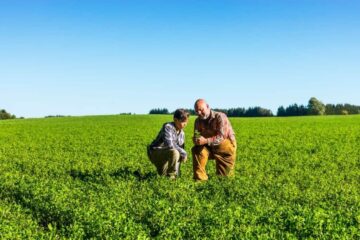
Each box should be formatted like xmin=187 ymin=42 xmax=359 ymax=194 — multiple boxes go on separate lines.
xmin=180 ymin=156 xmax=187 ymax=163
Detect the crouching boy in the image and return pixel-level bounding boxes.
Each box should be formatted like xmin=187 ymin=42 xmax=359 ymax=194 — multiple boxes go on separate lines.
xmin=147 ymin=109 xmax=189 ymax=179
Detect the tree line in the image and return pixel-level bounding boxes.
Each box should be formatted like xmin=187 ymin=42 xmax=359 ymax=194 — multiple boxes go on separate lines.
xmin=0 ymin=109 xmax=16 ymax=120
xmin=149 ymin=107 xmax=273 ymax=117
xmin=149 ymin=97 xmax=360 ymax=117
xmin=277 ymin=97 xmax=360 ymax=116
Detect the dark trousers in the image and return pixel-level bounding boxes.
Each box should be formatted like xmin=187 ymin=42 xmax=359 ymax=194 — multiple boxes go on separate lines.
xmin=148 ymin=147 xmax=181 ymax=177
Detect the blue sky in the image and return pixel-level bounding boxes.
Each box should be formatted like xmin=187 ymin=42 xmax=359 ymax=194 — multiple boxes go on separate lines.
xmin=1 ymin=0 xmax=359 ymax=117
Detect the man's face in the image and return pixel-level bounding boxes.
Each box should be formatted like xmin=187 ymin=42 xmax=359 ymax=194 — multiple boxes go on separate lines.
xmin=195 ymin=102 xmax=210 ymax=120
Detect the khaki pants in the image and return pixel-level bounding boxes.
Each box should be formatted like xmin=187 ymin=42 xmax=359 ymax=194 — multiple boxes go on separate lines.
xmin=148 ymin=147 xmax=181 ymax=177
xmin=192 ymin=139 xmax=236 ymax=181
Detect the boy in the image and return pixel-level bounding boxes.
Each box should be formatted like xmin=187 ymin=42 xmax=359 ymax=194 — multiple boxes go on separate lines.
xmin=147 ymin=109 xmax=189 ymax=179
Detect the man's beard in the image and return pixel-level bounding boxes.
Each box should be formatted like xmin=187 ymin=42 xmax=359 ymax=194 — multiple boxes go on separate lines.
xmin=199 ymin=113 xmax=209 ymax=120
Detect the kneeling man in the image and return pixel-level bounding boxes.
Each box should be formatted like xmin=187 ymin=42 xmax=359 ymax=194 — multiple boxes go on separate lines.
xmin=192 ymin=99 xmax=237 ymax=181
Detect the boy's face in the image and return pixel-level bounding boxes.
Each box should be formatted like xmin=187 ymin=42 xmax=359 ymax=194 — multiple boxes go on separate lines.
xmin=174 ymin=118 xmax=188 ymax=130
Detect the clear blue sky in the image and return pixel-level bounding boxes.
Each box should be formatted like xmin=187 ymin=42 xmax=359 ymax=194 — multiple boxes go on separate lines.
xmin=1 ymin=0 xmax=359 ymax=117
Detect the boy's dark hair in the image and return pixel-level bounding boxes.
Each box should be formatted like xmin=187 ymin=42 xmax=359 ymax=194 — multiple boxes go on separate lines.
xmin=173 ymin=109 xmax=189 ymax=122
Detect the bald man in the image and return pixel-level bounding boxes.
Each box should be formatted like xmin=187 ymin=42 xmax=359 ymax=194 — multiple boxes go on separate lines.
xmin=192 ymin=99 xmax=237 ymax=181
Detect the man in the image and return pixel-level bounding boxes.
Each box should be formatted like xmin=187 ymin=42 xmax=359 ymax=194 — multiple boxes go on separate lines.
xmin=148 ymin=109 xmax=189 ymax=179
xmin=192 ymin=99 xmax=237 ymax=181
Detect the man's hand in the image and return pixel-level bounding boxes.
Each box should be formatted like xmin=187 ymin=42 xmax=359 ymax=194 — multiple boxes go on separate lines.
xmin=194 ymin=136 xmax=208 ymax=146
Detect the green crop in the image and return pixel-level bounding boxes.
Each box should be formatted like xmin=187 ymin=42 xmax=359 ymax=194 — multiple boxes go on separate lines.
xmin=194 ymin=129 xmax=201 ymax=138
xmin=0 ymin=115 xmax=359 ymax=239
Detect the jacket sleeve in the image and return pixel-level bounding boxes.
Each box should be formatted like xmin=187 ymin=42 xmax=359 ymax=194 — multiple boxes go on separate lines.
xmin=206 ymin=114 xmax=225 ymax=146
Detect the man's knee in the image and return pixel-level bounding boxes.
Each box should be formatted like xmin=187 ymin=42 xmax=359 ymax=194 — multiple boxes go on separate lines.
xmin=192 ymin=145 xmax=206 ymax=156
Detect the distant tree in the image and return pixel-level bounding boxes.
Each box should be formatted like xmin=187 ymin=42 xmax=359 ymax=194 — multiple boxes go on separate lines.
xmin=325 ymin=104 xmax=336 ymax=115
xmin=0 ymin=109 xmax=16 ymax=120
xmin=298 ymin=104 xmax=308 ymax=115
xmin=279 ymin=98 xmax=360 ymax=117
xmin=276 ymin=104 xmax=308 ymax=116
xmin=213 ymin=107 xmax=273 ymax=117
xmin=245 ymin=107 xmax=273 ymax=117
xmin=149 ymin=108 xmax=169 ymax=114
xmin=308 ymin=97 xmax=326 ymax=115
xmin=286 ymin=104 xmax=300 ymax=116
xmin=277 ymin=106 xmax=286 ymax=116
xmin=343 ymin=103 xmax=360 ymax=114
xmin=325 ymin=103 xmax=360 ymax=115
xmin=227 ymin=107 xmax=246 ymax=117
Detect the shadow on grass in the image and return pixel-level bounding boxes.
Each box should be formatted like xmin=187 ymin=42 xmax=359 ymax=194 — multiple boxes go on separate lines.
xmin=69 ymin=167 xmax=157 ymax=182
xmin=110 ymin=167 xmax=157 ymax=180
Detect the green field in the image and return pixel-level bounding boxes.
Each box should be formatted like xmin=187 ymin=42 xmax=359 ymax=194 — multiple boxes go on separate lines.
xmin=0 ymin=115 xmax=359 ymax=239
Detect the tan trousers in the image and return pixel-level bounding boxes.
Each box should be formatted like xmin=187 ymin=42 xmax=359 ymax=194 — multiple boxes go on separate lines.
xmin=148 ymin=147 xmax=181 ymax=177
xmin=192 ymin=139 xmax=236 ymax=181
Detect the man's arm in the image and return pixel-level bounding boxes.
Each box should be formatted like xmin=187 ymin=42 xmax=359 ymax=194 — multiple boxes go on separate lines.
xmin=206 ymin=114 xmax=226 ymax=146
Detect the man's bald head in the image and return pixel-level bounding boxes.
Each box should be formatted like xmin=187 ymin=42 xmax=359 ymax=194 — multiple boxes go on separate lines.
xmin=194 ymin=99 xmax=206 ymax=108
